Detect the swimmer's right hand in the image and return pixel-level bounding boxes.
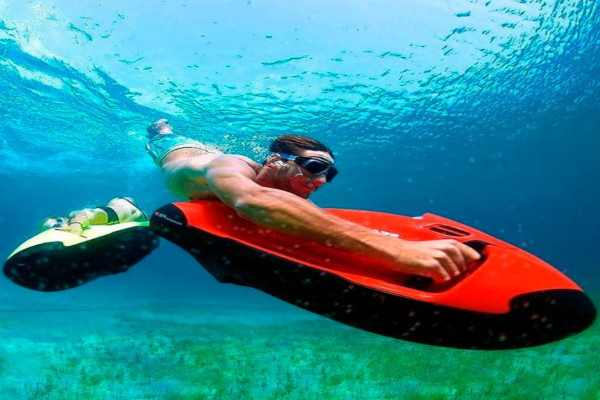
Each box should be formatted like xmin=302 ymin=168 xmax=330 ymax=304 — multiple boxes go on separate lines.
xmin=388 ymin=239 xmax=481 ymax=283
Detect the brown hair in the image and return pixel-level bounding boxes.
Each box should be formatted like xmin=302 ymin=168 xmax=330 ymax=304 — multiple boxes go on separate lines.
xmin=269 ymin=135 xmax=334 ymax=158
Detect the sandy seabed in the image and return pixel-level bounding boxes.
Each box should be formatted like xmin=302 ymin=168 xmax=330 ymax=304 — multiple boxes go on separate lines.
xmin=1 ymin=297 xmax=599 ymax=400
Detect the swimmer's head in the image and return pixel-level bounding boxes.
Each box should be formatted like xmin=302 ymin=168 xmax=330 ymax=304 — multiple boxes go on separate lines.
xmin=39 ymin=216 xmax=68 ymax=232
xmin=258 ymin=135 xmax=337 ymax=198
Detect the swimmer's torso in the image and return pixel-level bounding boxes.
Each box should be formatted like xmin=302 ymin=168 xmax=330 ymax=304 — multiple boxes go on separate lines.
xmin=162 ymin=151 xmax=262 ymax=200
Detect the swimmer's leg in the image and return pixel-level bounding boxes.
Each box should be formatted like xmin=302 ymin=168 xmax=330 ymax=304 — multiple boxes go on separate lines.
xmin=145 ymin=119 xmax=222 ymax=167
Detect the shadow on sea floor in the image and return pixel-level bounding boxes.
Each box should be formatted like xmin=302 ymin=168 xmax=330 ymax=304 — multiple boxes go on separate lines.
xmin=0 ymin=295 xmax=599 ymax=400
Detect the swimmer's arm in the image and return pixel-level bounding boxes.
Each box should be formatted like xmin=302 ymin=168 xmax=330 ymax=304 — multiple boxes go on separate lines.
xmin=64 ymin=208 xmax=111 ymax=234
xmin=205 ymin=156 xmax=480 ymax=283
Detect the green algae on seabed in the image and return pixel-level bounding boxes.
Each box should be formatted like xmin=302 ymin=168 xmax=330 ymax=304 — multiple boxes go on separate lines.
xmin=0 ymin=302 xmax=598 ymax=400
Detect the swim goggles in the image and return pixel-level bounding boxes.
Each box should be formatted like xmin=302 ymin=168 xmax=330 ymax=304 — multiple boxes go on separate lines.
xmin=276 ymin=153 xmax=338 ymax=182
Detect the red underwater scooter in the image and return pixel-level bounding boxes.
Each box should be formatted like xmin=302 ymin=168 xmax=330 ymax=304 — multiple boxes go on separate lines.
xmin=150 ymin=200 xmax=596 ymax=350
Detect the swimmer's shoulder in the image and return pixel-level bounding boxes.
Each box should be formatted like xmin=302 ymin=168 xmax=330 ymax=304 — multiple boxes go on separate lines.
xmin=206 ymin=153 xmax=262 ymax=175
xmin=231 ymin=155 xmax=262 ymax=174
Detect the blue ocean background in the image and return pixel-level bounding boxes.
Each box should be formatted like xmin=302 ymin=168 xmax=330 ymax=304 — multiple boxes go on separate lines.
xmin=1 ymin=1 xmax=599 ymax=398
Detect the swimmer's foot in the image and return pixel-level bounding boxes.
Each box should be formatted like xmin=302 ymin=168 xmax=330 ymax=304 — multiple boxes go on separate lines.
xmin=146 ymin=118 xmax=174 ymax=139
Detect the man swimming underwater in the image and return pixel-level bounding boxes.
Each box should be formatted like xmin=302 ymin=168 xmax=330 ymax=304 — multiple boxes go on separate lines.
xmin=146 ymin=119 xmax=480 ymax=283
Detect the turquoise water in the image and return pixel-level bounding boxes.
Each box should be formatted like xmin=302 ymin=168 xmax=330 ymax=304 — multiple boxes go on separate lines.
xmin=1 ymin=0 xmax=599 ymax=398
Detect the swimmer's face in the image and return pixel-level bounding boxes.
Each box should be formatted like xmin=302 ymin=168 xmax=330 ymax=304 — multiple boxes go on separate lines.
xmin=270 ymin=150 xmax=334 ymax=198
